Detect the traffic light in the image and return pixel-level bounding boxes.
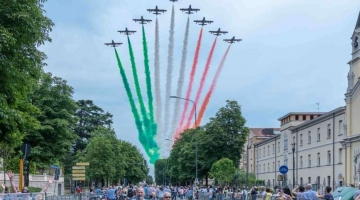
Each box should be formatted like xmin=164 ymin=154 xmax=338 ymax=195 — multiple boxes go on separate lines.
xmin=23 ymin=160 xmax=29 ymax=175
xmin=143 ymin=159 xmax=147 ymax=165
xmin=54 ymin=168 xmax=60 ymax=180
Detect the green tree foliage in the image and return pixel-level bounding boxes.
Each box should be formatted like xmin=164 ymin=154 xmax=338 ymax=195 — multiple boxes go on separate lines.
xmin=167 ymin=100 xmax=249 ymax=184
xmin=0 ymin=0 xmax=54 ymax=146
xmin=154 ymin=158 xmax=167 ymax=185
xmin=146 ymin=175 xmax=154 ymax=184
xmin=22 ymin=72 xmax=78 ymax=168
xmin=73 ymin=100 xmax=113 ymax=153
xmin=85 ymin=128 xmax=148 ymax=185
xmin=210 ymin=158 xmax=235 ymax=185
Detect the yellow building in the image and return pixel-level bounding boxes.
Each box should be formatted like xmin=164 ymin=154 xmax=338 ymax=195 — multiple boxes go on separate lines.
xmin=343 ymin=11 xmax=360 ymax=185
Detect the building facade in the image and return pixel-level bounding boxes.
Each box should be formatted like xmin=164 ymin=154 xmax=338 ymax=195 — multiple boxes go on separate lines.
xmin=253 ymin=12 xmax=360 ymax=189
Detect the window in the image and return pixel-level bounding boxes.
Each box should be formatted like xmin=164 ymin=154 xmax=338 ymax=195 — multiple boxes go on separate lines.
xmin=302 ymin=115 xmax=306 ymax=120
xmin=250 ymin=139 xmax=253 ymax=146
xmin=263 ymin=164 xmax=265 ymax=173
xmin=327 ymin=176 xmax=331 ymax=187
xmin=278 ymin=160 xmax=280 ymax=168
xmin=268 ymin=163 xmax=270 ymax=172
xmin=310 ymin=115 xmax=314 ymax=120
xmin=268 ymin=146 xmax=270 ymax=156
xmin=308 ymin=177 xmax=311 ymax=184
xmin=285 ymin=158 xmax=288 ymax=166
xmin=328 ymin=151 xmax=331 ymax=165
xmin=259 ymin=150 xmax=261 ymax=158
xmin=317 ymin=128 xmax=321 ymax=141
xmin=339 ymin=148 xmax=342 ymax=163
xmin=339 ymin=120 xmax=343 ymax=135
xmin=278 ymin=142 xmax=280 ymax=152
xmin=293 ymin=136 xmax=295 ymax=143
xmin=300 ymin=177 xmax=303 ymax=185
xmin=300 ymin=156 xmax=303 ymax=168
xmin=256 ymin=149 xmax=257 ymax=158
xmin=273 ymin=162 xmax=275 ymax=171
xmin=284 ymin=139 xmax=288 ymax=150
xmin=263 ymin=147 xmax=265 ymax=157
xmin=300 ymin=134 xmax=303 ymax=146
xmin=317 ymin=153 xmax=320 ymax=166
xmin=308 ymin=131 xmax=311 ymax=144
xmin=295 ymin=115 xmax=299 ymax=120
xmin=250 ymin=150 xmax=253 ymax=160
xmin=327 ymin=124 xmax=332 ymax=138
xmin=273 ymin=144 xmax=275 ymax=154
xmin=258 ymin=165 xmax=260 ymax=173
xmin=250 ymin=164 xmax=252 ymax=172
xmin=308 ymin=154 xmax=311 ymax=167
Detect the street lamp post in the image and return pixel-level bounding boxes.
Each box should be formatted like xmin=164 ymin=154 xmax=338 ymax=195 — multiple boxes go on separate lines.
xmin=291 ymin=142 xmax=296 ymax=189
xmin=170 ymin=96 xmax=198 ymax=185
xmin=246 ymin=144 xmax=252 ymax=189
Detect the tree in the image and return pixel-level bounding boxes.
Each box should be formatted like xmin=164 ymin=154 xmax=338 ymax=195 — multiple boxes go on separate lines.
xmin=154 ymin=159 xmax=167 ymax=185
xmin=0 ymin=142 xmax=15 ymax=184
xmin=210 ymin=158 xmax=235 ymax=185
xmin=73 ymin=100 xmax=113 ymax=153
xmin=23 ymin=73 xmax=78 ymax=173
xmin=0 ymin=0 xmax=54 ymax=147
xmin=146 ymin=175 xmax=154 ymax=185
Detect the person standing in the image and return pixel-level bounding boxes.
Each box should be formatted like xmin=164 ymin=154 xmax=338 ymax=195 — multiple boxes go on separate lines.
xmin=303 ymin=184 xmax=318 ymax=200
xmin=107 ymin=186 xmax=117 ymax=200
xmin=316 ymin=186 xmax=333 ymax=200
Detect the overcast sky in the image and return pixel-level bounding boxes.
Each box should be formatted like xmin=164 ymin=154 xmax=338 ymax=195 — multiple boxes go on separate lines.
xmin=42 ymin=0 xmax=360 ymax=171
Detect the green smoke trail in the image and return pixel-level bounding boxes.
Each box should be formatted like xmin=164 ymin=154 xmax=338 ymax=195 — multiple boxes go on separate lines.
xmin=142 ymin=25 xmax=157 ymax=139
xmin=115 ymin=48 xmax=159 ymax=163
xmin=127 ymin=37 xmax=149 ymax=131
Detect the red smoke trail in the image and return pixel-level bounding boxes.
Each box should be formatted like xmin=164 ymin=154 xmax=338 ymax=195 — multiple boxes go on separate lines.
xmin=185 ymin=37 xmax=217 ymax=129
xmin=174 ymin=27 xmax=203 ymax=139
xmin=196 ymin=44 xmax=231 ymax=127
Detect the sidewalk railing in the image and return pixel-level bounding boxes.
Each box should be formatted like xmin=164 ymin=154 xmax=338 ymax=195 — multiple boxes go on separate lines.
xmin=0 ymin=192 xmax=46 ymax=200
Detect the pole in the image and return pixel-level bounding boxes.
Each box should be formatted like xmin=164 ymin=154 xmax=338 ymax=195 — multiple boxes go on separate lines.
xmin=292 ymin=143 xmax=295 ymax=189
xmin=246 ymin=146 xmax=249 ymax=189
xmin=19 ymin=158 xmax=23 ymax=192
xmin=194 ymin=101 xmax=198 ymax=185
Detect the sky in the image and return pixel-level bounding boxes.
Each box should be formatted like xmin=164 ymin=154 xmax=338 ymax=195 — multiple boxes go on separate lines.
xmin=41 ymin=0 xmax=360 ymax=172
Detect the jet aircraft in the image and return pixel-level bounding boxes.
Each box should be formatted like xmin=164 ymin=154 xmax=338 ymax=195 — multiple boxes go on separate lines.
xmin=133 ymin=16 xmax=152 ymax=25
xmin=105 ymin=40 xmax=123 ymax=47
xmin=209 ymin=28 xmax=228 ymax=36
xmin=118 ymin=28 xmax=136 ymax=35
xmin=223 ymin=36 xmax=242 ymax=43
xmin=169 ymin=0 xmax=178 ymax=2
xmin=194 ymin=17 xmax=213 ymax=26
xmin=147 ymin=6 xmax=167 ymax=15
xmin=180 ymin=5 xmax=200 ymax=15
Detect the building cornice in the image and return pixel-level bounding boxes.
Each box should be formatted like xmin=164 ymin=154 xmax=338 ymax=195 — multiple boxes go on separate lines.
xmin=340 ymin=134 xmax=360 ymax=148
xmin=254 ymin=134 xmax=280 ymax=147
xmin=278 ymin=112 xmax=326 ymax=121
xmin=289 ymin=107 xmax=345 ymax=132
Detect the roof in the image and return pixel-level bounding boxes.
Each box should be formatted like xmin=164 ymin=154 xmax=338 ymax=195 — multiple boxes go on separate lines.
xmin=250 ymin=128 xmax=280 ymax=137
xmin=277 ymin=112 xmax=326 ymax=121
xmin=356 ymin=11 xmax=360 ymax=29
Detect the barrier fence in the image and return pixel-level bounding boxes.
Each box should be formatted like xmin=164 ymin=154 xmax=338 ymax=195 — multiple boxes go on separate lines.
xmin=0 ymin=193 xmax=46 ymax=200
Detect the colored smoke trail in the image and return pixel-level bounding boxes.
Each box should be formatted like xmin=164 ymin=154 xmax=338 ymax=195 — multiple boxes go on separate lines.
xmin=171 ymin=16 xmax=190 ymax=138
xmin=175 ymin=27 xmax=203 ymax=139
xmin=127 ymin=36 xmax=150 ymax=137
xmin=142 ymin=25 xmax=156 ymax=136
xmin=163 ymin=5 xmax=175 ymax=143
xmin=197 ymin=45 xmax=232 ymax=127
xmin=185 ymin=37 xmax=217 ymax=129
xmin=154 ymin=17 xmax=163 ymax=150
xmin=114 ymin=49 xmax=159 ymax=163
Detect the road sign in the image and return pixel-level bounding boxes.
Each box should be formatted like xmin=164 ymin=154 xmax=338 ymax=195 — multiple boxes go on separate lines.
xmin=279 ymin=165 xmax=288 ymax=174
xmin=72 ymin=170 xmax=85 ymax=174
xmin=51 ymin=165 xmax=59 ymax=169
xmin=72 ymin=174 xmax=85 ymax=177
xmin=72 ymin=166 xmax=85 ymax=170
xmin=76 ymin=162 xmax=90 ymax=166
xmin=73 ymin=177 xmax=85 ymax=181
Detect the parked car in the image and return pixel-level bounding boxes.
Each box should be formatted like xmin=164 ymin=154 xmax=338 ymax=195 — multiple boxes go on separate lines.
xmin=332 ymin=187 xmax=358 ymax=200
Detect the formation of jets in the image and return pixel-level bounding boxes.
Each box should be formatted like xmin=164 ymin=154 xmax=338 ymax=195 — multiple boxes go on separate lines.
xmin=118 ymin=28 xmax=136 ymax=35
xmin=194 ymin=17 xmax=213 ymax=26
xmin=209 ymin=28 xmax=228 ymax=36
xmin=180 ymin=5 xmax=200 ymax=15
xmin=105 ymin=40 xmax=122 ymax=47
xmin=223 ymin=36 xmax=242 ymax=43
xmin=106 ymin=1 xmax=242 ymax=47
xmin=147 ymin=6 xmax=167 ymax=15
xmin=133 ymin=16 xmax=152 ymax=25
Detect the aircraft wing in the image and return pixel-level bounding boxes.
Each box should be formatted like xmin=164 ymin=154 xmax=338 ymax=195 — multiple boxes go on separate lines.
xmin=221 ymin=31 xmax=228 ymax=34
xmin=194 ymin=20 xmax=201 ymax=23
xmin=234 ymin=39 xmax=242 ymax=41
xmin=209 ymin=31 xmax=216 ymax=33
xmin=144 ymin=19 xmax=152 ymax=22
xmin=159 ymin=9 xmax=166 ymax=12
xmin=133 ymin=19 xmax=140 ymax=22
xmin=192 ymin=8 xmax=200 ymax=12
xmin=180 ymin=8 xmax=188 ymax=12
xmin=205 ymin=20 xmax=214 ymax=24
xmin=147 ymin=9 xmax=156 ymax=12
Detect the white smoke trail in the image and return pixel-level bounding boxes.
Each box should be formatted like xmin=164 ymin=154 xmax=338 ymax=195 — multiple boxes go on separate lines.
xmin=171 ymin=16 xmax=190 ymax=138
xmin=163 ymin=5 xmax=175 ymax=152
xmin=154 ymin=17 xmax=163 ymax=155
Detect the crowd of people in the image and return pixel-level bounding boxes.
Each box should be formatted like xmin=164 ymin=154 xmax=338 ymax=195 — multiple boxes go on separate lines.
xmin=86 ymin=182 xmax=360 ymax=200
